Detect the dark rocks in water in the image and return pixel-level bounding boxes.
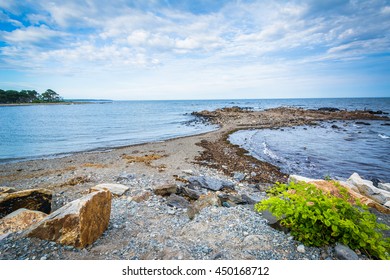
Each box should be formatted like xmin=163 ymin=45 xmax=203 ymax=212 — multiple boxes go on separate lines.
xmin=381 ymin=123 xmax=390 ymax=126
xmin=334 ymin=244 xmax=359 ymax=260
xmin=188 ymin=176 xmax=235 ymax=192
xmin=355 ymin=121 xmax=371 ymax=126
xmin=0 ymin=188 xmax=52 ymax=219
xmin=366 ymin=110 xmax=385 ymax=115
xmin=331 ymin=124 xmax=340 ymax=129
xmin=166 ymin=194 xmax=190 ymax=209
xmin=318 ymin=107 xmax=340 ymax=112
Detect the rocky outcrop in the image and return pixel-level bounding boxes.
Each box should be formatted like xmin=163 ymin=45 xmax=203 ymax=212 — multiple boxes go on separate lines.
xmin=0 ymin=208 xmax=47 ymax=235
xmin=90 ymin=183 xmax=129 ymax=196
xmin=347 ymin=173 xmax=390 ymax=205
xmin=0 ymin=188 xmax=52 ymax=219
xmin=24 ymin=190 xmax=111 ymax=248
xmin=289 ymin=174 xmax=390 ymax=213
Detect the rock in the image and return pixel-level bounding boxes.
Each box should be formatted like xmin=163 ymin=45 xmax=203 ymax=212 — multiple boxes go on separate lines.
xmin=331 ymin=125 xmax=340 ymax=129
xmin=153 ymin=185 xmax=177 ymax=196
xmin=297 ymin=245 xmax=305 ymax=253
xmin=0 ymin=208 xmax=47 ymax=235
xmin=166 ymin=194 xmax=190 ymax=209
xmin=0 ymin=188 xmax=52 ymax=219
xmin=177 ymin=186 xmax=202 ymax=200
xmin=187 ymin=192 xmax=221 ymax=219
xmin=182 ymin=170 xmax=194 ymax=175
xmin=347 ymin=173 xmax=390 ymax=205
xmin=355 ymin=121 xmax=371 ymax=125
xmin=217 ymin=192 xmax=246 ymax=205
xmin=318 ymin=107 xmax=340 ymax=112
xmin=116 ymin=173 xmax=135 ymax=182
xmin=188 ymin=176 xmax=235 ymax=191
xmin=0 ymin=187 xmax=15 ymax=195
xmin=385 ymin=201 xmax=390 ymax=208
xmin=334 ymin=244 xmax=359 ymax=260
xmin=24 ymin=190 xmax=111 ymax=248
xmin=378 ymin=183 xmax=390 ymax=192
xmin=261 ymin=210 xmax=288 ymax=233
xmin=241 ymin=194 xmax=260 ymax=205
xmin=131 ymin=191 xmax=152 ymax=203
xmin=233 ymin=172 xmax=246 ymax=182
xmin=90 ymin=183 xmax=129 ymax=196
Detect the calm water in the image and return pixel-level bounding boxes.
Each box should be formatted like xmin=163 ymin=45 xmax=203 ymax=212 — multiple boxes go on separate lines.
xmin=229 ymin=118 xmax=390 ymax=181
xmin=1 ymin=98 xmax=389 ymax=178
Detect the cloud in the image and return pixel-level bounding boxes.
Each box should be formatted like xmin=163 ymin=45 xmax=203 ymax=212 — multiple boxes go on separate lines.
xmin=0 ymin=0 xmax=389 ymax=98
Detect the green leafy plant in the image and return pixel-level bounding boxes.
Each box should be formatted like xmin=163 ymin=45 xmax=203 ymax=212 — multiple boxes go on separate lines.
xmin=255 ymin=181 xmax=390 ymax=259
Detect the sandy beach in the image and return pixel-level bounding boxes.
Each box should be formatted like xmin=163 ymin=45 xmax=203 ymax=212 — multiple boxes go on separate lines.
xmin=0 ymin=107 xmax=389 ymax=260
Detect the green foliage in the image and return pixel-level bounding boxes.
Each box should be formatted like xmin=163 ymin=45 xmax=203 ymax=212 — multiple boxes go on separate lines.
xmin=0 ymin=88 xmax=63 ymax=104
xmin=255 ymin=181 xmax=390 ymax=260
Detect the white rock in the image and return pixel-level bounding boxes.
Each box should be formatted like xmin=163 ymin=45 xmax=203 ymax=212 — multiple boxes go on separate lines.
xmin=385 ymin=201 xmax=390 ymax=208
xmin=347 ymin=173 xmax=390 ymax=205
xmin=90 ymin=183 xmax=129 ymax=196
xmin=378 ymin=183 xmax=390 ymax=192
xmin=182 ymin=170 xmax=194 ymax=175
xmin=297 ymin=245 xmax=305 ymax=253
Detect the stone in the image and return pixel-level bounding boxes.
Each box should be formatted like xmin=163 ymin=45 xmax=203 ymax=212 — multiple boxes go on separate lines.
xmin=378 ymin=183 xmax=390 ymax=192
xmin=0 ymin=187 xmax=15 ymax=195
xmin=217 ymin=192 xmax=246 ymax=205
xmin=187 ymin=192 xmax=221 ymax=219
xmin=0 ymin=188 xmax=52 ymax=219
xmin=177 ymin=186 xmax=201 ymax=200
xmin=182 ymin=170 xmax=194 ymax=175
xmin=90 ymin=183 xmax=129 ymax=196
xmin=131 ymin=191 xmax=152 ymax=203
xmin=188 ymin=176 xmax=235 ymax=191
xmin=24 ymin=190 xmax=111 ymax=248
xmin=153 ymin=185 xmax=177 ymax=196
xmin=166 ymin=194 xmax=190 ymax=209
xmin=347 ymin=173 xmax=390 ymax=205
xmin=385 ymin=201 xmax=390 ymax=208
xmin=261 ymin=210 xmax=288 ymax=233
xmin=0 ymin=208 xmax=47 ymax=235
xmin=233 ymin=172 xmax=246 ymax=182
xmin=334 ymin=244 xmax=359 ymax=260
xmin=297 ymin=245 xmax=305 ymax=253
xmin=241 ymin=194 xmax=260 ymax=205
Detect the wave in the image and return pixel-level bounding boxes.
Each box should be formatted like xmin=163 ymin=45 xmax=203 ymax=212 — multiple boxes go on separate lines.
xmin=378 ymin=134 xmax=390 ymax=139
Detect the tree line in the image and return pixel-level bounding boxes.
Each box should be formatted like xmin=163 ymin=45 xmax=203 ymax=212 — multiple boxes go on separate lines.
xmin=0 ymin=89 xmax=64 ymax=104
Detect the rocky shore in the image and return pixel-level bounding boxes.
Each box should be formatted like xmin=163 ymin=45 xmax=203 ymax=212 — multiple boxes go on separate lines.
xmin=0 ymin=106 xmax=389 ymax=260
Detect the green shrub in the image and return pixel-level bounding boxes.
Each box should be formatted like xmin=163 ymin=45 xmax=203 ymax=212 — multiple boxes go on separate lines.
xmin=255 ymin=181 xmax=390 ymax=260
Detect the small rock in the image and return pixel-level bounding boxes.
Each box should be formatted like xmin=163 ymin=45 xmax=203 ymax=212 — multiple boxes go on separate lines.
xmin=177 ymin=186 xmax=201 ymax=200
xmin=233 ymin=172 xmax=246 ymax=182
xmin=182 ymin=170 xmax=194 ymax=175
xmin=187 ymin=192 xmax=221 ymax=219
xmin=131 ymin=191 xmax=152 ymax=203
xmin=153 ymin=185 xmax=177 ymax=196
xmin=166 ymin=194 xmax=190 ymax=209
xmin=90 ymin=183 xmax=129 ymax=196
xmin=297 ymin=245 xmax=305 ymax=253
xmin=334 ymin=244 xmax=359 ymax=260
xmin=188 ymin=176 xmax=235 ymax=192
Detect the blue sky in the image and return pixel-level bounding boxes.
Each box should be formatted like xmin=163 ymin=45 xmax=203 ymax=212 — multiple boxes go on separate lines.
xmin=0 ymin=0 xmax=389 ymax=100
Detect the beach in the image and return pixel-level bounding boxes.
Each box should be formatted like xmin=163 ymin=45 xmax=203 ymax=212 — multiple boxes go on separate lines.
xmin=0 ymin=107 xmax=389 ymax=260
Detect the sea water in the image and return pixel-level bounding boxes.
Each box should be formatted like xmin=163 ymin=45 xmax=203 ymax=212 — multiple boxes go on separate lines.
xmin=1 ymin=98 xmax=389 ymax=180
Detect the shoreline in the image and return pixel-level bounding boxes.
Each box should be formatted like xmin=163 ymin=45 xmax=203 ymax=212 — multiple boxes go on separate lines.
xmin=0 ymin=106 xmax=389 ymax=260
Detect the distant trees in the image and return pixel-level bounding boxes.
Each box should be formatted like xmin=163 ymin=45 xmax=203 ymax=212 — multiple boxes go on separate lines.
xmin=0 ymin=89 xmax=64 ymax=104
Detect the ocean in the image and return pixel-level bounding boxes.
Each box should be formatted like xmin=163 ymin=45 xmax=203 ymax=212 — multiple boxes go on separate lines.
xmin=0 ymin=98 xmax=389 ymax=181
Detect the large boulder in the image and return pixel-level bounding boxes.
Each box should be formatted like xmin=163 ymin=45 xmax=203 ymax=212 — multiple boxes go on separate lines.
xmin=188 ymin=176 xmax=235 ymax=192
xmin=0 ymin=188 xmax=52 ymax=219
xmin=90 ymin=183 xmax=129 ymax=196
xmin=24 ymin=190 xmax=111 ymax=248
xmin=0 ymin=208 xmax=47 ymax=235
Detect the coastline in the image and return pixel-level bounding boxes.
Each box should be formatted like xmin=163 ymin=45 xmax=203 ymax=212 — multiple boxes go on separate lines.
xmin=0 ymin=106 xmax=389 ymax=260
xmin=0 ymin=102 xmax=92 ymax=107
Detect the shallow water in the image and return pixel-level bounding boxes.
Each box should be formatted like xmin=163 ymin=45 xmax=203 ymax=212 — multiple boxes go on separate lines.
xmin=0 ymin=97 xmax=389 ymax=163
xmin=229 ymin=120 xmax=390 ymax=181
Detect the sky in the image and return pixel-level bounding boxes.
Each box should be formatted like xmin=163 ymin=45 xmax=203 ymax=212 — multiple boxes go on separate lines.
xmin=0 ymin=0 xmax=389 ymax=100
